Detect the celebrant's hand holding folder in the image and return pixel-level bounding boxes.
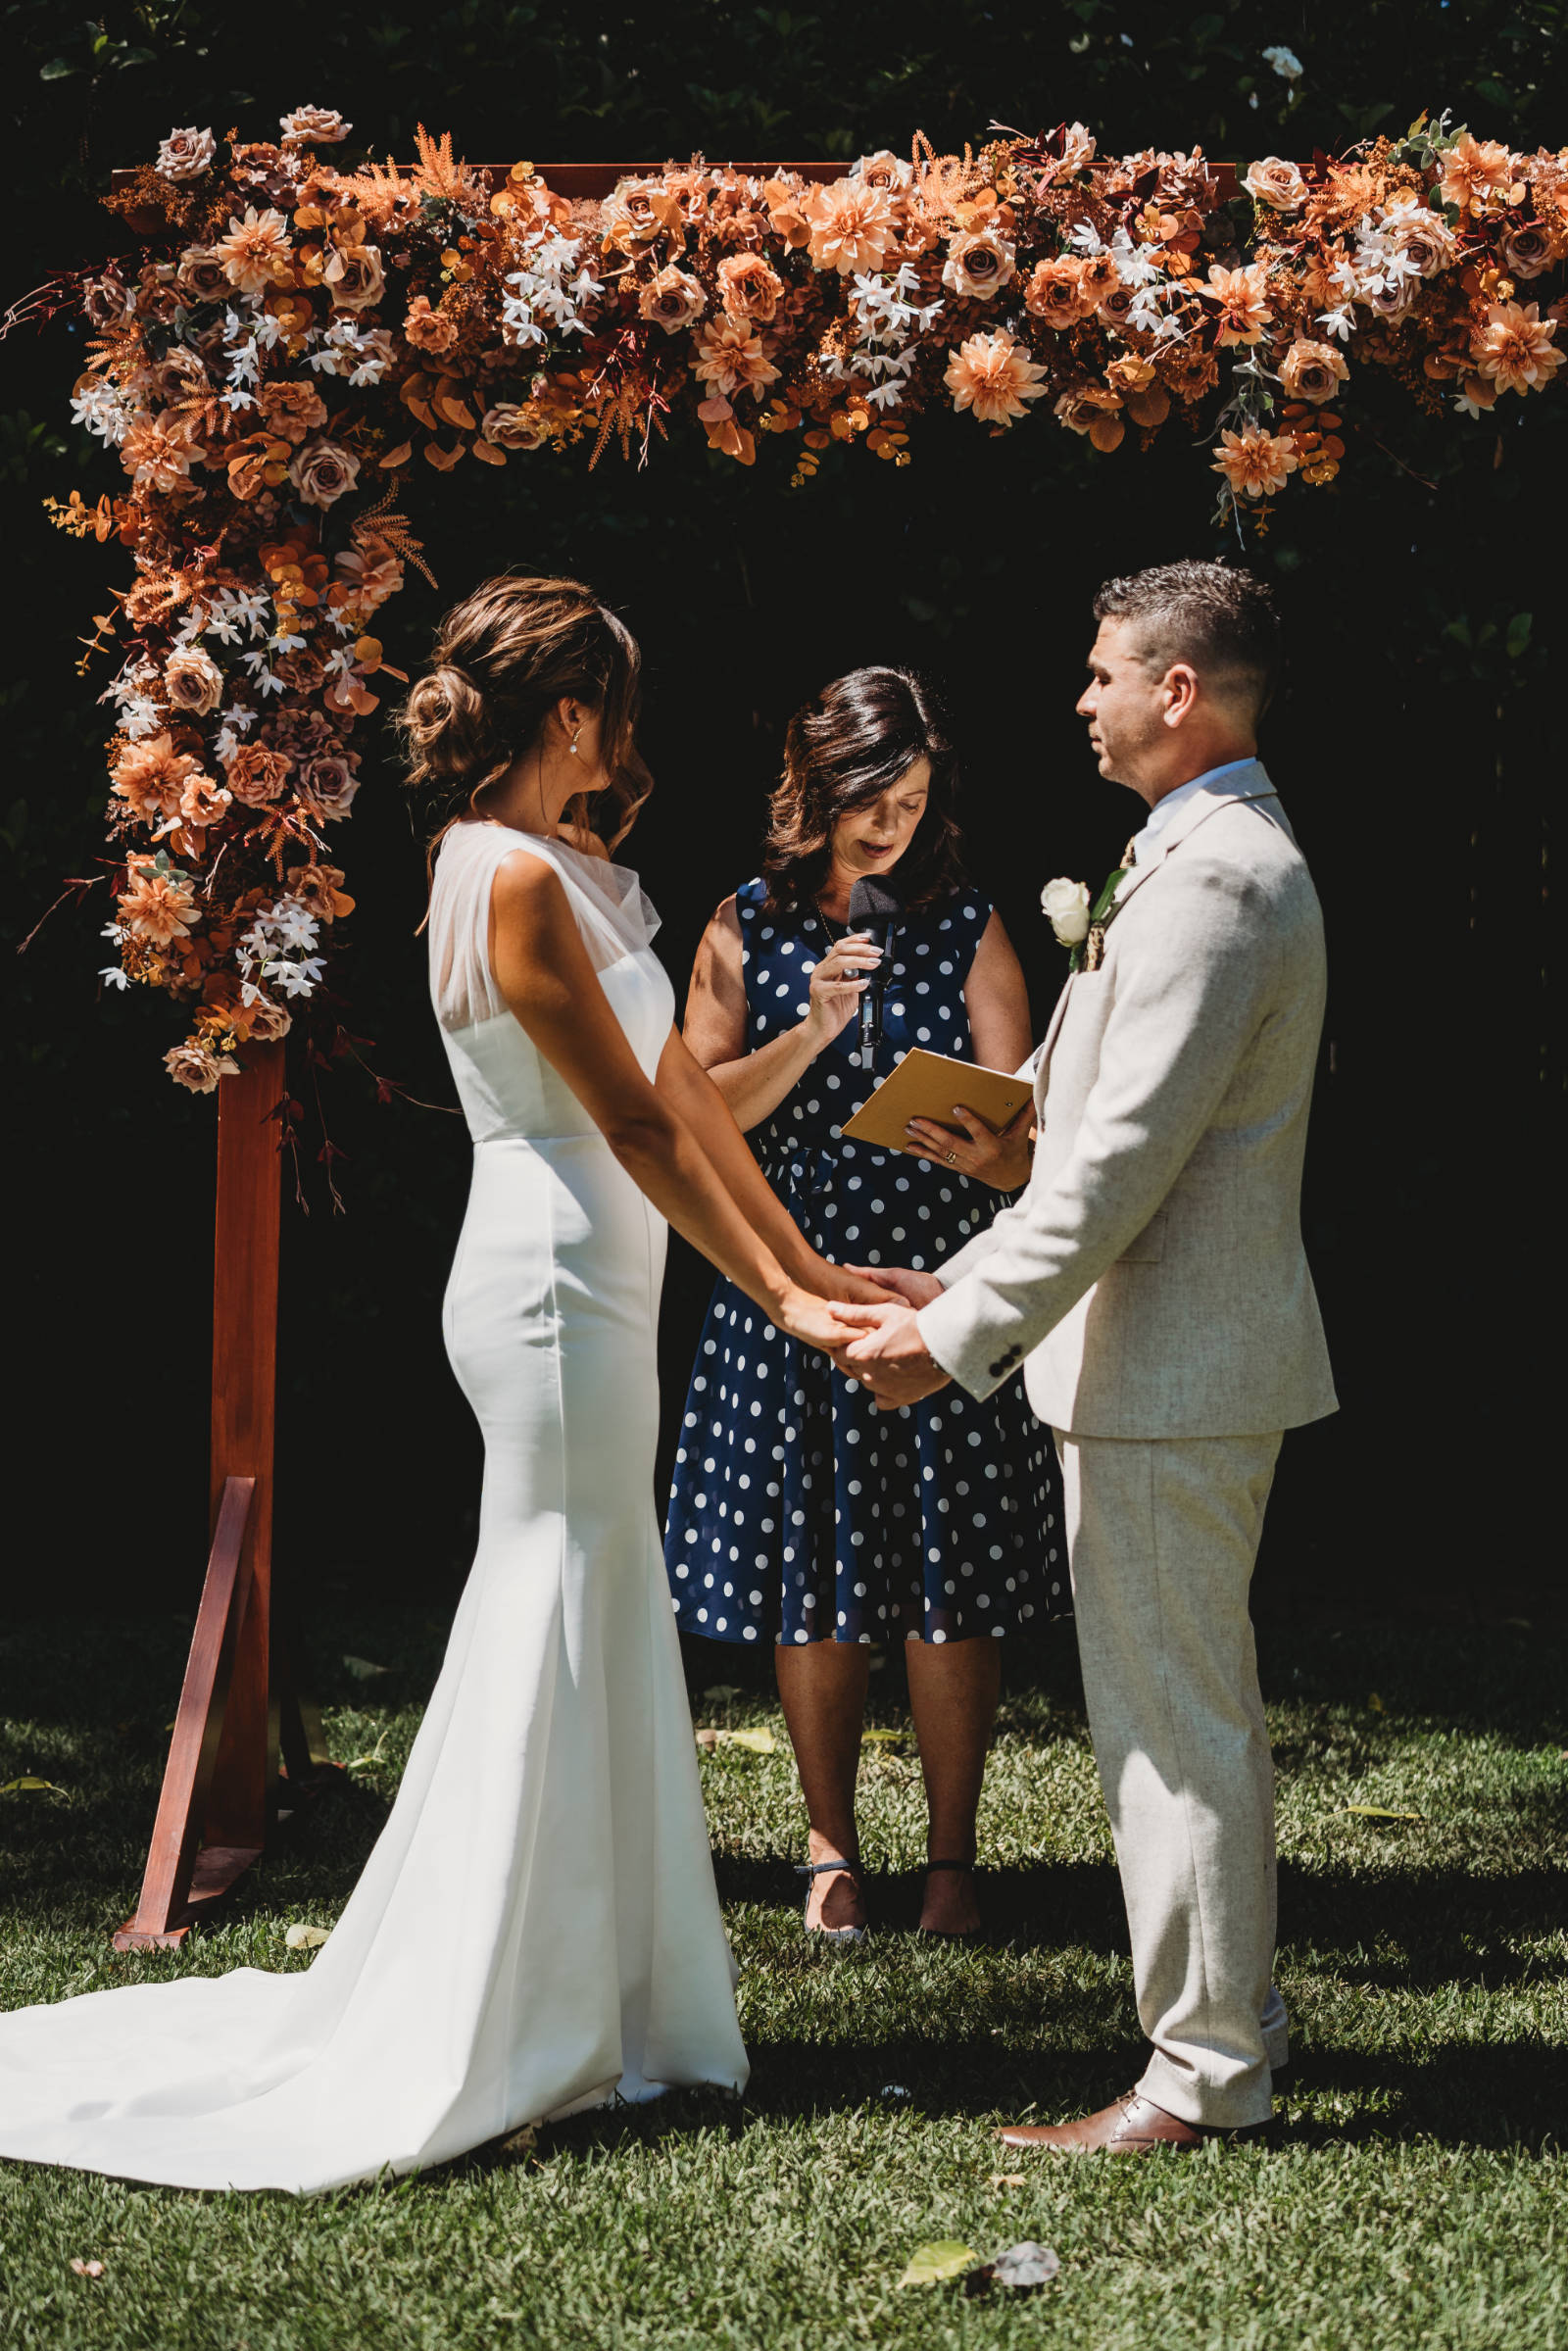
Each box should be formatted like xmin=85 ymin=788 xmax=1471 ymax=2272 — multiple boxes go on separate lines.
xmin=842 ymin=1048 xmax=1037 ymax=1192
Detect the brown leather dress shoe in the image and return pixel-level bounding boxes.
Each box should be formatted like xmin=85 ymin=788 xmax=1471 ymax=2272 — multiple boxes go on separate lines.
xmin=997 ymin=2090 xmax=1266 ymax=2154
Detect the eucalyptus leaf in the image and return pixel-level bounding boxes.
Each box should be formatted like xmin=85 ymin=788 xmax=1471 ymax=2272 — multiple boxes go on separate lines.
xmin=898 ymin=2239 xmax=976 ymax=2288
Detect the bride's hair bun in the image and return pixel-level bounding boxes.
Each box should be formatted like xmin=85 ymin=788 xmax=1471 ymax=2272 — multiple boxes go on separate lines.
xmin=403 ymin=662 xmax=492 ymax=785
xmin=398 ymin=573 xmax=654 ymax=850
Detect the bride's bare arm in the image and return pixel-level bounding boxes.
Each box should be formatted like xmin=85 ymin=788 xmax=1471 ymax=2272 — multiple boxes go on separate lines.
xmin=489 ymin=850 xmax=844 ymax=1346
xmin=655 ymin=1028 xmax=891 ymax=1307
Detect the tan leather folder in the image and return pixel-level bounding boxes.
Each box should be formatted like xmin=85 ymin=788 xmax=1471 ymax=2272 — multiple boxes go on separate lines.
xmin=840 ymin=1049 xmax=1033 ymax=1151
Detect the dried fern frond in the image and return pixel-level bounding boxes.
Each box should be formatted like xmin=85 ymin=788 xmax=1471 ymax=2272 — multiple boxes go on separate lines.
xmin=353 ymin=480 xmax=436 ymax=586
xmin=413 ymin=124 xmax=485 ymax=209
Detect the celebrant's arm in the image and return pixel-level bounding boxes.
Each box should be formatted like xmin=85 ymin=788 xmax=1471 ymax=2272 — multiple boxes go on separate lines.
xmin=902 ymin=909 xmax=1036 ymax=1191
xmin=489 ymin=850 xmax=845 ymax=1349
xmin=683 ymin=897 xmax=881 ymax=1133
xmin=657 ymin=1029 xmax=892 ymax=1307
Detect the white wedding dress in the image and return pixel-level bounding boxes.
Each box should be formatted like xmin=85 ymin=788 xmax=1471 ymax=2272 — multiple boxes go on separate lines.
xmin=0 ymin=821 xmax=749 ymax=2192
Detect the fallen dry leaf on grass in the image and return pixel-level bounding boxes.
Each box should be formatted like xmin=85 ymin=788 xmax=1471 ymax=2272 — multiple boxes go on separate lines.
xmin=990 ymin=2173 xmax=1026 ymax=2188
xmin=966 ymin=2241 xmax=1060 ymax=2296
xmin=70 ymin=2259 xmax=106 ymax=2278
xmin=695 ymin=1727 xmax=777 ymax=1754
xmin=284 ymin=1923 xmax=330 ymax=1950
xmin=898 ymin=2240 xmax=976 ymax=2288
xmin=1 ymin=1777 xmax=66 ymax=1796
xmin=1341 ymin=1805 xmax=1423 ymax=1822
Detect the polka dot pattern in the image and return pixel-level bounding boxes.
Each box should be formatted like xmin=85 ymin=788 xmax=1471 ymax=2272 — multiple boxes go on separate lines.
xmin=665 ymin=879 xmax=1067 ymax=1647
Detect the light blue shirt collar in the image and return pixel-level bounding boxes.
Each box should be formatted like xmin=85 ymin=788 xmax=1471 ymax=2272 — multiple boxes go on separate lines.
xmin=1126 ymin=758 xmax=1258 ymax=865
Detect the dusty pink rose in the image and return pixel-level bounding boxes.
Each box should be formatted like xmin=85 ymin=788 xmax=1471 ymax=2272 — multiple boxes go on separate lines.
xmin=1054 ymin=384 xmax=1127 ymax=451
xmin=941 ymin=227 xmax=1017 ymax=302
xmin=244 ymin=996 xmax=293 ymax=1042
xmin=280 ymin=106 xmax=351 ymax=146
xmin=174 ymin=247 xmax=229 ymax=304
xmin=323 ymin=243 xmax=385 ymax=311
xmin=296 ymin=754 xmax=360 ymax=820
xmin=164 ymin=644 xmax=224 ymax=715
xmin=480 ymin=403 xmax=549 ymax=451
xmin=288 ymin=437 xmax=361 ymax=508
xmin=638 ymin=266 xmax=708 ymax=334
xmin=157 ymin=127 xmax=216 ymax=180
xmin=165 ymin=1041 xmax=239 ymax=1091
xmin=1499 ymin=219 xmax=1557 ymax=280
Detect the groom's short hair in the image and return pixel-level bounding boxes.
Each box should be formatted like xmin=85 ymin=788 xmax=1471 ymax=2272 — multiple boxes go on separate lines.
xmin=1093 ymin=561 xmax=1281 ymax=720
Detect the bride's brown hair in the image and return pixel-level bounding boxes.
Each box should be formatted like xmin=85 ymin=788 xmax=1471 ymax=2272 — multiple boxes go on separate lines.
xmin=400 ymin=573 xmax=653 ymax=854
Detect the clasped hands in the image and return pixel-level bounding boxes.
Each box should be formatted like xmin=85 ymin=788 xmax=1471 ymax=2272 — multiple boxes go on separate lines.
xmin=827 ymin=1264 xmax=951 ymax=1411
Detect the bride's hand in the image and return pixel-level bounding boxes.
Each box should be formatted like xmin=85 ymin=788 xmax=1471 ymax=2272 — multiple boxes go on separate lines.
xmin=845 ymin=1262 xmax=943 ymax=1310
xmin=801 ymin=1256 xmax=897 ymax=1307
xmin=777 ymin=1284 xmax=864 ymax=1352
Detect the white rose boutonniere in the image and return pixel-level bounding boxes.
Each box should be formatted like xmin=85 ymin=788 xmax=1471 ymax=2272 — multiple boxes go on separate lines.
xmin=1041 ymin=877 xmax=1091 ymax=948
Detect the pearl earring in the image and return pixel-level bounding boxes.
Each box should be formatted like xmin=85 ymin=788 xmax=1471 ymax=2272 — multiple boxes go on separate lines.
xmin=568 ymin=734 xmax=580 ymax=757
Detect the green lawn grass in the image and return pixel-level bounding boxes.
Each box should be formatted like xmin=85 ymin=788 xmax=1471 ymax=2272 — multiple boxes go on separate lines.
xmin=2 ymin=1614 xmax=1563 ymax=2350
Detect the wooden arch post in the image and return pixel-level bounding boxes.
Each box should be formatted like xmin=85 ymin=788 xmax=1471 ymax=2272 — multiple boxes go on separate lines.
xmin=115 ymin=1040 xmax=331 ymax=1949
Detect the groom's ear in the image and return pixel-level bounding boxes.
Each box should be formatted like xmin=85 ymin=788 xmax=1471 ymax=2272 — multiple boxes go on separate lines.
xmin=1159 ymin=663 xmax=1200 ymax=728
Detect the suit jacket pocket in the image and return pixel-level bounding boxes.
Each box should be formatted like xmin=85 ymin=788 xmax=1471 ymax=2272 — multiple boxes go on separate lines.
xmin=1115 ymin=1207 xmax=1167 ymax=1265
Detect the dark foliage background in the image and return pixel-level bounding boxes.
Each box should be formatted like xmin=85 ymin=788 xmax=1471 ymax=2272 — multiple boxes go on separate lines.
xmin=2 ymin=0 xmax=1560 ymax=1641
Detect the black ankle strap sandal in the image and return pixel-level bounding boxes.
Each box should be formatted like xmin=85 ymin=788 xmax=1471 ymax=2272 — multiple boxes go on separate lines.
xmin=796 ymin=1857 xmax=867 ymax=1945
xmin=919 ymin=1858 xmax=981 ymax=1940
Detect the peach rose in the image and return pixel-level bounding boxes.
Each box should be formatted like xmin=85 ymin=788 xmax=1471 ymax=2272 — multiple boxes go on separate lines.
xmin=165 ymin=1041 xmax=239 ymax=1091
xmin=403 ymin=294 xmax=459 ymax=354
xmin=223 ymin=744 xmax=293 ymax=807
xmin=259 ymin=380 xmax=329 ymax=444
xmin=480 ymin=403 xmax=549 ymax=451
xmin=1023 ymin=256 xmax=1095 ymax=329
xmin=944 ymin=329 xmax=1049 ymax=426
xmin=638 ymin=266 xmax=708 ymax=334
xmin=323 ymin=243 xmax=385 ymax=311
xmin=716 ymin=252 xmax=785 ymax=323
xmin=157 ymin=127 xmax=216 ymax=180
xmin=1279 ymin=339 xmax=1350 ymax=403
xmin=941 ymin=227 xmax=1017 ymax=302
xmin=165 ymin=644 xmax=224 ymax=716
xmin=288 ymin=436 xmax=361 ymax=508
xmin=178 ymin=772 xmax=231 ymax=828
xmin=280 ymin=106 xmax=351 ymax=146
xmin=1384 ymin=205 xmax=1459 ymax=279
xmin=217 ymin=208 xmax=294 ymax=295
xmin=1242 ymin=157 xmax=1306 ymax=211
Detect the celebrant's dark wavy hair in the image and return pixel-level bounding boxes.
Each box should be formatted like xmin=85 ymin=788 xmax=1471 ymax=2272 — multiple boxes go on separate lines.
xmin=760 ymin=666 xmax=964 ymax=915
xmin=399 ymin=572 xmax=653 ymax=857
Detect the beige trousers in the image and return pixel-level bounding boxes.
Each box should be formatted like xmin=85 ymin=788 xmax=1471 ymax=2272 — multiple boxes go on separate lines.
xmin=1054 ymin=1429 xmax=1288 ymax=2129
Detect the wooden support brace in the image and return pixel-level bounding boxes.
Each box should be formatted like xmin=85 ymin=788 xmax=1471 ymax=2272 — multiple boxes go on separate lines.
xmin=113 ymin=1478 xmax=261 ymax=1950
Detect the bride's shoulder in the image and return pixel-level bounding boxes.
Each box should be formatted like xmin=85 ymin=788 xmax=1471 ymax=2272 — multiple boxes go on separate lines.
xmin=555 ymin=820 xmax=611 ymax=860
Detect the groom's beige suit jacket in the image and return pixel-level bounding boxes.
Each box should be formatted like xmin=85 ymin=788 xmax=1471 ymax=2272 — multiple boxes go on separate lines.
xmin=918 ymin=761 xmax=1337 ymax=1437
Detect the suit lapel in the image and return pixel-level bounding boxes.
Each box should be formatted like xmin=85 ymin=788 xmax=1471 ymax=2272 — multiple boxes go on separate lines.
xmin=1031 ymin=973 xmax=1076 ymax=1106
xmin=1110 ymin=761 xmax=1282 ymax=918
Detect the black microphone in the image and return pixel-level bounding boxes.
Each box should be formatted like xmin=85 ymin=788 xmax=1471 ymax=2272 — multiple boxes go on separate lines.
xmin=846 ymin=875 xmax=902 ymax=1073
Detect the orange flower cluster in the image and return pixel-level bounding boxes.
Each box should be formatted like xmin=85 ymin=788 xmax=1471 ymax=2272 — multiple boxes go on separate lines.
xmin=58 ymin=110 xmax=1565 ymax=1085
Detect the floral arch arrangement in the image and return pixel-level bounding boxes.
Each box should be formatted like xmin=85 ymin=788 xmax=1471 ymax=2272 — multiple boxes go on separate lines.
xmin=43 ymin=109 xmax=1566 ymax=1092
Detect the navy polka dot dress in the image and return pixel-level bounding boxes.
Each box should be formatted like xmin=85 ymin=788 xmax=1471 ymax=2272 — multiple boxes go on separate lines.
xmin=664 ymin=880 xmax=1066 ymax=1648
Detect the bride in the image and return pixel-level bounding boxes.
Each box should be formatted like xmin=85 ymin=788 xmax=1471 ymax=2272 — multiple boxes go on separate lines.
xmin=0 ymin=573 xmax=882 ymax=2194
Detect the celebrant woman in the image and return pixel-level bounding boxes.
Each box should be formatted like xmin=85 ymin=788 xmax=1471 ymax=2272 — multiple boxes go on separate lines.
xmin=666 ymin=667 xmax=1067 ymax=1942
xmin=0 ymin=575 xmax=889 ymax=2194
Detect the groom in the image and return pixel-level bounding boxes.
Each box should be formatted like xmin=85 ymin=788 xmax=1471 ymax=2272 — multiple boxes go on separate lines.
xmin=835 ymin=560 xmax=1337 ymax=2150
